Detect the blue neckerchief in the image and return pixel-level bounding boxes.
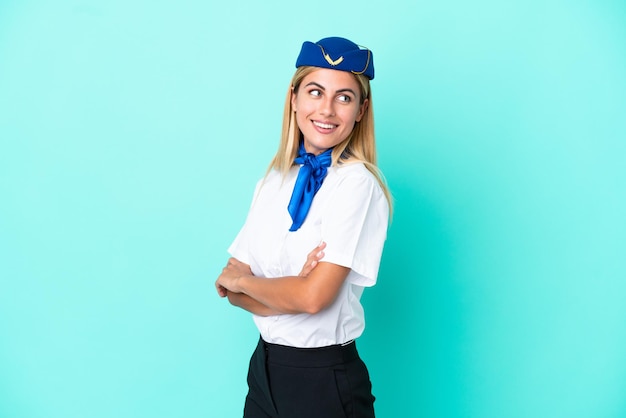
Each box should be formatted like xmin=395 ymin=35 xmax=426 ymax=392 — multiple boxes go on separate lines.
xmin=287 ymin=143 xmax=333 ymax=231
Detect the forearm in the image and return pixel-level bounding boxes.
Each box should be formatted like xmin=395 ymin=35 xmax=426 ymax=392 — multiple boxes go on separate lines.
xmin=227 ymin=291 xmax=281 ymax=316
xmin=238 ymin=274 xmax=326 ymax=315
xmin=217 ymin=258 xmax=348 ymax=316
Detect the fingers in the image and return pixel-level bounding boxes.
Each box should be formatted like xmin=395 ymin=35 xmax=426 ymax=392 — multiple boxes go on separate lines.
xmin=216 ymin=264 xmax=235 ymax=297
xmin=306 ymin=241 xmax=326 ymax=261
xmin=216 ymin=281 xmax=228 ymax=298
xmin=217 ymin=258 xmax=251 ymax=299
xmin=314 ymin=241 xmax=327 ymax=253
xmin=310 ymin=241 xmax=326 ymax=263
xmin=299 ymin=241 xmax=327 ymax=277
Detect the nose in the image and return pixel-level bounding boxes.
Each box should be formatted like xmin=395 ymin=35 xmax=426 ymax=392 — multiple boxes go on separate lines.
xmin=319 ymin=96 xmax=336 ymax=117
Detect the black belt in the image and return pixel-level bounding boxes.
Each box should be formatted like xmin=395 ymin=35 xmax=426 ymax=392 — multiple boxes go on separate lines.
xmin=261 ymin=337 xmax=359 ymax=368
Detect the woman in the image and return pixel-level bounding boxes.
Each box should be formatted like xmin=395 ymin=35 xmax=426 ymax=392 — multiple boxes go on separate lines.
xmin=215 ymin=36 xmax=391 ymax=418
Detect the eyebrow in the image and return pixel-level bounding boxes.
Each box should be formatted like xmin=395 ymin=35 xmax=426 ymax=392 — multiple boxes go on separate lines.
xmin=304 ymin=82 xmax=357 ymax=97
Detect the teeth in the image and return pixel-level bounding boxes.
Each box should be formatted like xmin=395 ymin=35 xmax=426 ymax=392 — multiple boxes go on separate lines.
xmin=313 ymin=121 xmax=336 ymax=129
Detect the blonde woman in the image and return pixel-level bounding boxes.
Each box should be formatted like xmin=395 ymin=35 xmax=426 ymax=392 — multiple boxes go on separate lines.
xmin=216 ymin=36 xmax=391 ymax=418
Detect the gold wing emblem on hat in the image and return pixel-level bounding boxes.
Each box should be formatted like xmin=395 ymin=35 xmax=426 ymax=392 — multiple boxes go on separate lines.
xmin=317 ymin=45 xmax=344 ymax=66
xmin=323 ymin=53 xmax=344 ymax=66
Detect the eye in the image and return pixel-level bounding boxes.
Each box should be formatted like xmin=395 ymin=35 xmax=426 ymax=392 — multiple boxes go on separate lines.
xmin=337 ymin=94 xmax=352 ymax=103
xmin=309 ymin=89 xmax=321 ymax=97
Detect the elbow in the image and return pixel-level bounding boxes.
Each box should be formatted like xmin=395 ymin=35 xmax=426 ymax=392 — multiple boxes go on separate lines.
xmin=301 ymin=294 xmax=333 ymax=315
xmin=295 ymin=277 xmax=344 ymax=315
xmin=302 ymin=303 xmax=323 ymax=315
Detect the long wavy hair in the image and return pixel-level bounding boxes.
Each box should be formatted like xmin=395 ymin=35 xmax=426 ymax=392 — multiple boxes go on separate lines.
xmin=268 ymin=66 xmax=392 ymax=213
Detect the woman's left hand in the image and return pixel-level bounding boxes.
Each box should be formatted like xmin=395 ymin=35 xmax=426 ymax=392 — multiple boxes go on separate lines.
xmin=215 ymin=257 xmax=252 ymax=296
xmin=299 ymin=241 xmax=326 ymax=277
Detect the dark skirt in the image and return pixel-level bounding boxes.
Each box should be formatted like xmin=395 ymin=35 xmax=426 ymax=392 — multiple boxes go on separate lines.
xmin=243 ymin=337 xmax=376 ymax=418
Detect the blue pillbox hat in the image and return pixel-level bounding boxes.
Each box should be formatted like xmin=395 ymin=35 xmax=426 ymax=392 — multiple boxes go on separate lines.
xmin=295 ymin=37 xmax=374 ymax=80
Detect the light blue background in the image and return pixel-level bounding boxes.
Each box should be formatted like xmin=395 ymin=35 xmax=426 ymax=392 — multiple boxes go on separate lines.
xmin=1 ymin=1 xmax=625 ymax=417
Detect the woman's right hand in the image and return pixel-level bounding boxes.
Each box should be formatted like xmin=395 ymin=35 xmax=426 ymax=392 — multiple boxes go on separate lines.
xmin=298 ymin=241 xmax=326 ymax=277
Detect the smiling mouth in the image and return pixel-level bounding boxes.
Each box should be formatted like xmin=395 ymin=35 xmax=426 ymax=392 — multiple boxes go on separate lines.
xmin=313 ymin=121 xmax=338 ymax=129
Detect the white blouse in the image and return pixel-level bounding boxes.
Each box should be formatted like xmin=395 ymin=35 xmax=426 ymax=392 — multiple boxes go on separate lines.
xmin=228 ymin=162 xmax=389 ymax=348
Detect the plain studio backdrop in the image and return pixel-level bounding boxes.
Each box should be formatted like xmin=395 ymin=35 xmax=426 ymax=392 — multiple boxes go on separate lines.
xmin=1 ymin=1 xmax=625 ymax=417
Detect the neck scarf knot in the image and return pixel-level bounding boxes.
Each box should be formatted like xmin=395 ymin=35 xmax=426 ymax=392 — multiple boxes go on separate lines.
xmin=287 ymin=143 xmax=333 ymax=231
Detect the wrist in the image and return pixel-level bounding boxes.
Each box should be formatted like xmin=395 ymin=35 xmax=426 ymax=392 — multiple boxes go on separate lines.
xmin=235 ymin=274 xmax=249 ymax=294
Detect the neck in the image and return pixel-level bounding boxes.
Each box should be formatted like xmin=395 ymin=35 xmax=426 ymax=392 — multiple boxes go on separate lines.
xmin=302 ymin=141 xmax=331 ymax=156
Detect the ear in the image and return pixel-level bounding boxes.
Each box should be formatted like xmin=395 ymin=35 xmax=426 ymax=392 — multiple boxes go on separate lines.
xmin=355 ymin=98 xmax=369 ymax=122
xmin=291 ymin=86 xmax=297 ymax=111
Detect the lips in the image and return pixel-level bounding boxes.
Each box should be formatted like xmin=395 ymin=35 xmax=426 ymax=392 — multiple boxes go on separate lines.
xmin=312 ymin=120 xmax=338 ymax=130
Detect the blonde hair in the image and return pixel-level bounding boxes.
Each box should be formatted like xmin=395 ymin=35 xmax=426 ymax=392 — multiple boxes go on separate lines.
xmin=268 ymin=66 xmax=393 ymax=214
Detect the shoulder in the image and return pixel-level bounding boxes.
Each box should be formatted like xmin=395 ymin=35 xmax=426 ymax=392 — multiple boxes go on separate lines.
xmin=333 ymin=161 xmax=377 ymax=181
xmin=254 ymin=168 xmax=297 ymax=192
xmin=329 ymin=162 xmax=383 ymax=194
xmin=324 ymin=162 xmax=388 ymax=215
xmin=258 ymin=168 xmax=284 ymax=185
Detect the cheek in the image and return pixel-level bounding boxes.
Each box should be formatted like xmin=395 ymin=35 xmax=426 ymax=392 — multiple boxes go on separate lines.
xmin=295 ymin=97 xmax=314 ymax=114
xmin=295 ymin=108 xmax=308 ymax=125
xmin=342 ymin=108 xmax=361 ymax=125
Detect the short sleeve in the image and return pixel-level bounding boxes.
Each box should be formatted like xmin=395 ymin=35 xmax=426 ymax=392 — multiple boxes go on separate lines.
xmin=320 ymin=169 xmax=389 ymax=287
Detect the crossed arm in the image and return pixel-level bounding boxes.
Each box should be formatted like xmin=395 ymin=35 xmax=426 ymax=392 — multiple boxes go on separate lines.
xmin=215 ymin=242 xmax=350 ymax=316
